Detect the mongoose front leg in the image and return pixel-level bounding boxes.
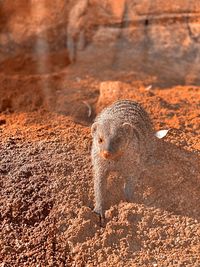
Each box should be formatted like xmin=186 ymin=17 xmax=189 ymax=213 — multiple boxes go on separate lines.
xmin=124 ymin=174 xmax=139 ymax=202
xmin=93 ymin=167 xmax=108 ymax=221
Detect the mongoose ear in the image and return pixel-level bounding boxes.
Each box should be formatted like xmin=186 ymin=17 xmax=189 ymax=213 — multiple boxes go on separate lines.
xmin=91 ymin=122 xmax=98 ymax=136
xmin=122 ymin=122 xmax=133 ymax=133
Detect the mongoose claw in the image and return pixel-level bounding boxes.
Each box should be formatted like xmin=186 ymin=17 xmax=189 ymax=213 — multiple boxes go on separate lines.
xmin=93 ymin=208 xmax=105 ymax=226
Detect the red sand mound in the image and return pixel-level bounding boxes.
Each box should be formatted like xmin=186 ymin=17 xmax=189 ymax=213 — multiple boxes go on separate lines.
xmin=0 ymin=60 xmax=199 ymax=266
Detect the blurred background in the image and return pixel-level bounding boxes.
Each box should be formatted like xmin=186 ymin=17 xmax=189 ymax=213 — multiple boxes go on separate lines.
xmin=1 ymin=0 xmax=200 ymax=79
xmin=0 ymin=0 xmax=200 ymax=118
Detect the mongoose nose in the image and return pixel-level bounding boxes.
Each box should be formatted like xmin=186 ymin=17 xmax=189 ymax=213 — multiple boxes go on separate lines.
xmin=101 ymin=150 xmax=112 ymax=159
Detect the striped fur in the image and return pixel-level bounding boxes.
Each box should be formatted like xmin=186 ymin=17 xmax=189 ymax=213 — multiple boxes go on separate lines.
xmin=95 ymin=100 xmax=155 ymax=150
xmin=91 ymin=100 xmax=156 ymax=221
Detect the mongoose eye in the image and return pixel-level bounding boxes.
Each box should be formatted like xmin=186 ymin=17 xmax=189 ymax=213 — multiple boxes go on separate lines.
xmin=98 ymin=137 xmax=104 ymax=144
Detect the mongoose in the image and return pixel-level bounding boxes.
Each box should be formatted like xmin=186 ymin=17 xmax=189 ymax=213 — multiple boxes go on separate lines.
xmin=91 ymin=99 xmax=158 ymax=220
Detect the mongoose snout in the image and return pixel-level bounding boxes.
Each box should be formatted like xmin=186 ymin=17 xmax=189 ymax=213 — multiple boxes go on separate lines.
xmin=101 ymin=150 xmax=112 ymax=159
xmin=100 ymin=149 xmax=124 ymax=160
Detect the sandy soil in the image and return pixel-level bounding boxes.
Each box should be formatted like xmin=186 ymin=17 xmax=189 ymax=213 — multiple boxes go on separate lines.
xmin=0 ymin=53 xmax=200 ymax=266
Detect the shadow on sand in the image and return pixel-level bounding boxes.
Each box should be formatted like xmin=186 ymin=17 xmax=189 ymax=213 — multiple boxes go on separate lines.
xmin=106 ymin=139 xmax=200 ymax=221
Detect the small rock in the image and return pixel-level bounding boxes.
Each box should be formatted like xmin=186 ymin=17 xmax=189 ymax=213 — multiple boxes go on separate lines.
xmin=96 ymin=81 xmax=132 ymax=113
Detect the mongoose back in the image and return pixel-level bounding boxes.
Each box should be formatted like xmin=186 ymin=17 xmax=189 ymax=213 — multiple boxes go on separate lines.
xmin=91 ymin=99 xmax=157 ymax=220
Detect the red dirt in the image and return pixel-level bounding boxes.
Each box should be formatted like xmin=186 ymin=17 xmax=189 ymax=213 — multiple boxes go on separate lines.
xmin=0 ymin=53 xmax=200 ymax=266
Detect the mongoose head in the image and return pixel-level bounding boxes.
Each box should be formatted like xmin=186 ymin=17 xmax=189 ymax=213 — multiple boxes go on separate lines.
xmin=91 ymin=119 xmax=139 ymax=160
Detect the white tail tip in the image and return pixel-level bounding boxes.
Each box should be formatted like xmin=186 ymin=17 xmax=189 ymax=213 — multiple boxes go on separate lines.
xmin=155 ymin=129 xmax=170 ymax=139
